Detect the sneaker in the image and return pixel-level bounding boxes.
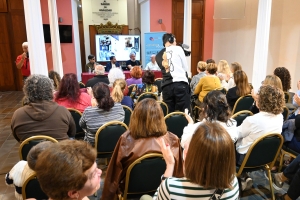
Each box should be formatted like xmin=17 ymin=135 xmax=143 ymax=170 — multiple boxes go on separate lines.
xmin=241 ymin=177 xmax=253 ymax=191
xmin=271 ymin=173 xmax=284 ymax=190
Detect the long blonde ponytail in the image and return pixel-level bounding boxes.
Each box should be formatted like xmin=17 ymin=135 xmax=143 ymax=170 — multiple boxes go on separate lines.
xmin=111 ymin=79 xmax=126 ymax=102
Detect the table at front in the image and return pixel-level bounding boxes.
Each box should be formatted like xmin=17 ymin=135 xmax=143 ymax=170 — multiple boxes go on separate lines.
xmin=81 ymin=71 xmax=162 ymax=84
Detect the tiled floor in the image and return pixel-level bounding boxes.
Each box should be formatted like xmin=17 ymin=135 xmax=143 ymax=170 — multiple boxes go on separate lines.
xmin=0 ymin=91 xmax=298 ymax=200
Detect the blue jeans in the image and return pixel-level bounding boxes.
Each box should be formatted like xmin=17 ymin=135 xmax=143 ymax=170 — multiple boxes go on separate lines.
xmin=283 ymin=155 xmax=300 ymax=199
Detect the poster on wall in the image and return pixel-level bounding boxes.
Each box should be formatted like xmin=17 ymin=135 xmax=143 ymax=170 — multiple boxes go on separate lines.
xmin=91 ymin=0 xmax=126 ymax=24
xmin=144 ymin=32 xmax=166 ymax=67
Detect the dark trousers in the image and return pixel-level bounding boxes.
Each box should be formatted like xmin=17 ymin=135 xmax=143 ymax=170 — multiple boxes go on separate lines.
xmin=162 ymin=82 xmax=190 ymax=113
xmin=283 ymin=155 xmax=300 ymax=199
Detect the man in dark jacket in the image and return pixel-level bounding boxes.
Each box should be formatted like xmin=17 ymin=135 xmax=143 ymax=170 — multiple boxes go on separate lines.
xmin=105 ymin=56 xmax=120 ymax=72
xmin=86 ymin=65 xmax=109 ymax=88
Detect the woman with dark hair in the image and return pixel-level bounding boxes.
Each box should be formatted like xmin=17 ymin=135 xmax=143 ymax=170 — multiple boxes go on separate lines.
xmin=126 ymin=66 xmax=143 ymax=85
xmin=182 ymin=90 xmax=237 ymax=146
xmin=48 ymin=70 xmax=61 ymax=91
xmin=226 ymin=70 xmax=251 ymax=109
xmin=129 ymin=70 xmax=158 ymax=100
xmin=79 ymin=82 xmax=124 ymax=146
xmin=274 ymin=67 xmax=291 ymax=92
xmin=145 ymin=122 xmax=239 ymax=200
xmin=101 ymin=99 xmax=184 ymax=199
xmin=55 ymin=73 xmax=91 ymax=112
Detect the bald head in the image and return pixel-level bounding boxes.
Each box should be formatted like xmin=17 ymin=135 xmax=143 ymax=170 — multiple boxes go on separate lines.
xmin=95 ymin=65 xmax=105 ymax=75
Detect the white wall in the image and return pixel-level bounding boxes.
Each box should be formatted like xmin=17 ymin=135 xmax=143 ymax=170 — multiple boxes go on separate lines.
xmin=213 ymin=0 xmax=300 ymax=92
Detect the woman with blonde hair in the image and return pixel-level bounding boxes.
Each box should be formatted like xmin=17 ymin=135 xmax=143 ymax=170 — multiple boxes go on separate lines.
xmin=190 ymin=61 xmax=207 ymax=93
xmin=111 ymin=79 xmax=134 ymax=109
xmin=218 ymin=60 xmax=234 ymax=90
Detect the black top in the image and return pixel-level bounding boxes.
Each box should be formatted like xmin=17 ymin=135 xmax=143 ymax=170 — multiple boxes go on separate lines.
xmin=126 ymin=60 xmax=141 ymax=67
xmin=295 ymin=114 xmax=300 ymax=141
xmin=156 ymin=47 xmax=173 ymax=88
xmin=86 ymin=75 xmax=109 ymax=88
xmin=226 ymin=87 xmax=240 ymax=109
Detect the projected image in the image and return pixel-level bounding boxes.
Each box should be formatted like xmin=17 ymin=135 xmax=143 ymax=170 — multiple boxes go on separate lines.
xmin=96 ymin=35 xmax=140 ymax=62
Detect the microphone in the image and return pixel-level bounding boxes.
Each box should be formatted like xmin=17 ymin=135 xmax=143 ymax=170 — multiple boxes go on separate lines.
xmin=181 ymin=44 xmax=190 ymax=49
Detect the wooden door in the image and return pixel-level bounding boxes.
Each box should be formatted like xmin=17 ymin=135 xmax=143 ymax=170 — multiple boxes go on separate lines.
xmin=172 ymin=0 xmax=204 ymax=76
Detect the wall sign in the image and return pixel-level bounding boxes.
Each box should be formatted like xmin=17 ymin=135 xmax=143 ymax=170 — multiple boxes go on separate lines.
xmin=92 ymin=0 xmax=125 ymax=24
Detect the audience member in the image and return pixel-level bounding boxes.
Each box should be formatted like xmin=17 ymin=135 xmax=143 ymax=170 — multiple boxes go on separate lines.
xmin=274 ymin=67 xmax=291 ymax=92
xmin=55 ymin=73 xmax=92 ymax=112
xmin=111 ymin=79 xmax=134 ymax=109
xmin=150 ymin=122 xmax=239 ymax=200
xmin=48 ymin=70 xmax=61 ymax=91
xmin=282 ymin=111 xmax=300 ymax=153
xmin=107 ymin=67 xmax=129 ymax=95
xmin=79 ymin=82 xmax=124 ymax=146
xmin=126 ymin=52 xmax=141 ymax=70
xmin=145 ymin=54 xmax=160 ymax=71
xmin=230 ymin=62 xmax=242 ymax=73
xmin=126 ymin=66 xmax=143 ymax=86
xmin=129 ymin=70 xmax=158 ymax=100
xmin=86 ymin=65 xmax=109 ymax=88
xmin=5 ymin=141 xmax=52 ymax=200
xmin=182 ymin=90 xmax=238 ymax=146
xmin=206 ymin=58 xmax=215 ymax=64
xmin=289 ymin=80 xmax=300 ymax=119
xmin=101 ymin=99 xmax=184 ymax=199
xmin=34 ymin=140 xmax=101 ymax=200
xmin=226 ymin=70 xmax=251 ymax=109
xmin=105 ymin=56 xmax=120 ymax=72
xmin=16 ymin=42 xmax=30 ymax=80
xmin=11 ymin=75 xmax=75 ymax=142
xmin=194 ymin=63 xmax=221 ymax=105
xmin=272 ymin=155 xmax=300 ymax=200
xmin=190 ymin=61 xmax=207 ymax=93
xmin=85 ymin=54 xmax=97 ymax=72
xmin=218 ymin=60 xmax=234 ymax=90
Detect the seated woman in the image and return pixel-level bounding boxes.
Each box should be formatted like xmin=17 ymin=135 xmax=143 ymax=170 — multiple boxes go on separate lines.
xmin=226 ymin=70 xmax=251 ymax=110
xmin=217 ymin=60 xmax=233 ymax=90
xmin=5 ymin=141 xmax=52 ymax=200
xmin=48 ymin=70 xmax=61 ymax=92
xmin=126 ymin=66 xmax=143 ymax=86
xmin=129 ymin=70 xmax=158 ymax=100
xmin=107 ymin=68 xmax=128 ymax=95
xmin=33 ymin=140 xmax=102 ymax=200
xmin=101 ymin=99 xmax=184 ymax=199
xmin=79 ymin=82 xmax=124 ymax=146
xmin=190 ymin=61 xmax=207 ymax=94
xmin=194 ymin=63 xmax=221 ymax=105
xmin=182 ymin=90 xmax=238 ymax=144
xmin=274 ymin=67 xmax=291 ymax=92
xmin=11 ymin=75 xmax=75 ymax=142
xmin=55 ymin=73 xmax=91 ymax=112
xmin=111 ymin=79 xmax=134 ymax=109
xmin=151 ymin=122 xmax=239 ymax=200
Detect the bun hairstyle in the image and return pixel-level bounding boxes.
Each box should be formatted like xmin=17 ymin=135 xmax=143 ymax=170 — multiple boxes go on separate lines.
xmin=112 ymin=79 xmax=126 ymax=103
xmin=92 ymin=82 xmax=114 ymax=111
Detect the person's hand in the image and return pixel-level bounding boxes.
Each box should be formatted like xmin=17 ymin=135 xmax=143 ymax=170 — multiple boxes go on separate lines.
xmin=87 ymin=87 xmax=93 ymax=96
xmin=294 ymin=94 xmax=300 ymax=106
xmin=251 ymin=89 xmax=258 ymax=102
xmin=22 ymin=52 xmax=27 ymax=59
xmin=156 ymin=137 xmax=175 ymax=166
xmin=218 ymin=73 xmax=224 ymax=81
xmin=184 ymin=111 xmax=194 ymax=124
xmin=297 ymin=80 xmax=300 ymax=90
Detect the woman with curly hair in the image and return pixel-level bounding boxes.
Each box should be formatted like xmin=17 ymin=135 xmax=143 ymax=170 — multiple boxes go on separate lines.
xmin=126 ymin=66 xmax=143 ymax=86
xmin=55 ymin=73 xmax=91 ymax=112
xmin=79 ymin=82 xmax=124 ymax=146
xmin=274 ymin=67 xmax=291 ymax=92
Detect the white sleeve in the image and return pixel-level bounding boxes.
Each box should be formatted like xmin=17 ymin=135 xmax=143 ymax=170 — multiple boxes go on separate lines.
xmin=227 ymin=78 xmax=235 ymax=89
xmin=237 ymin=117 xmax=252 ymax=139
xmin=181 ymin=122 xmax=202 ymax=148
xmin=221 ymin=80 xmax=229 ymax=90
xmin=178 ymin=47 xmax=188 ymax=72
xmin=145 ymin=63 xmax=150 ymax=70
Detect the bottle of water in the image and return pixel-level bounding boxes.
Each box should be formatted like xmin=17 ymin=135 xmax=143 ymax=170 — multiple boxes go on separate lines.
xmin=88 ymin=67 xmax=91 ymax=73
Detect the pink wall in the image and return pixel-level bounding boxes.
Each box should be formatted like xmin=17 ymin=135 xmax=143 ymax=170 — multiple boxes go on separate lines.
xmin=40 ymin=0 xmax=77 ymax=74
xmin=150 ymin=0 xmax=172 ymax=32
xmin=203 ymin=0 xmax=214 ymax=60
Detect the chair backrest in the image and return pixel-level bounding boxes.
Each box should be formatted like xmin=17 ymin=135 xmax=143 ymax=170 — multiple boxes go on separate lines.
xmin=22 ymin=173 xmax=48 ymax=200
xmin=123 ymin=153 xmax=166 ymax=200
xmin=284 ymin=92 xmax=290 ymax=103
xmin=136 ymin=92 xmax=158 ymax=103
xmin=78 ymin=81 xmax=85 ymax=88
xmin=282 ymin=106 xmax=289 ymax=121
xmin=158 ymin=101 xmax=168 ymax=116
xmin=215 ymin=87 xmax=227 ymax=94
xmin=122 ymin=105 xmax=133 ymax=126
xmin=95 ymin=121 xmax=128 ymax=158
xmin=154 ymin=78 xmax=163 ymax=94
xmin=231 ymin=95 xmax=254 ymax=115
xmin=127 ymin=84 xmax=136 ymax=96
xmin=231 ymin=110 xmax=253 ymax=126
xmin=67 ymin=108 xmax=84 ymax=137
xmin=237 ymin=133 xmax=283 ymax=176
xmin=164 ymin=112 xmax=188 ymax=139
xmin=19 ymin=135 xmax=58 ymax=160
xmin=193 ymin=106 xmax=202 ymax=122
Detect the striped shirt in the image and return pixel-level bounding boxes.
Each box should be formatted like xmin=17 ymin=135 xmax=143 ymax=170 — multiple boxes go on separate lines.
xmin=153 ymin=177 xmax=239 ymax=200
xmin=79 ymin=103 xmax=124 ymax=145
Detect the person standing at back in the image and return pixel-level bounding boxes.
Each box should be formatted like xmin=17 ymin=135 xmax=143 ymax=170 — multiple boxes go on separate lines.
xmin=156 ymin=33 xmax=190 ymax=112
xmin=16 ymin=42 xmax=30 ymax=80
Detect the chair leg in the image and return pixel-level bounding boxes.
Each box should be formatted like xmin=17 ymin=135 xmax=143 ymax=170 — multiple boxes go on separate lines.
xmin=265 ymin=165 xmax=275 ymax=200
xmin=278 ymin=150 xmax=284 ymax=172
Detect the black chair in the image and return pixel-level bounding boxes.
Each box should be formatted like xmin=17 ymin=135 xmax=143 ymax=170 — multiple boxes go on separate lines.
xmin=282 ymin=106 xmax=289 ymax=121
xmin=231 ymin=95 xmax=254 ymax=115
xmin=215 ymin=87 xmax=227 ymax=94
xmin=284 ymin=92 xmax=290 ymax=103
xmin=136 ymin=92 xmax=158 ymax=103
xmin=22 ymin=173 xmax=48 ymax=200
xmin=19 ymin=135 xmax=58 ymax=160
xmin=122 ymin=105 xmax=132 ymax=127
xmin=157 ymin=101 xmax=168 ymax=116
xmin=79 ymin=81 xmax=85 ymax=88
xmin=67 ymin=108 xmax=85 ymax=139
xmin=236 ymin=133 xmax=283 ymax=200
xmin=231 ymin=110 xmax=253 ymax=126
xmin=95 ymin=121 xmax=128 ymax=159
xmin=119 ymin=153 xmax=166 ymax=200
xmin=154 ymin=78 xmax=162 ymax=96
xmin=278 ymin=144 xmax=299 ymax=172
xmin=127 ymin=84 xmax=136 ymax=96
xmin=164 ymin=112 xmax=188 ymax=139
